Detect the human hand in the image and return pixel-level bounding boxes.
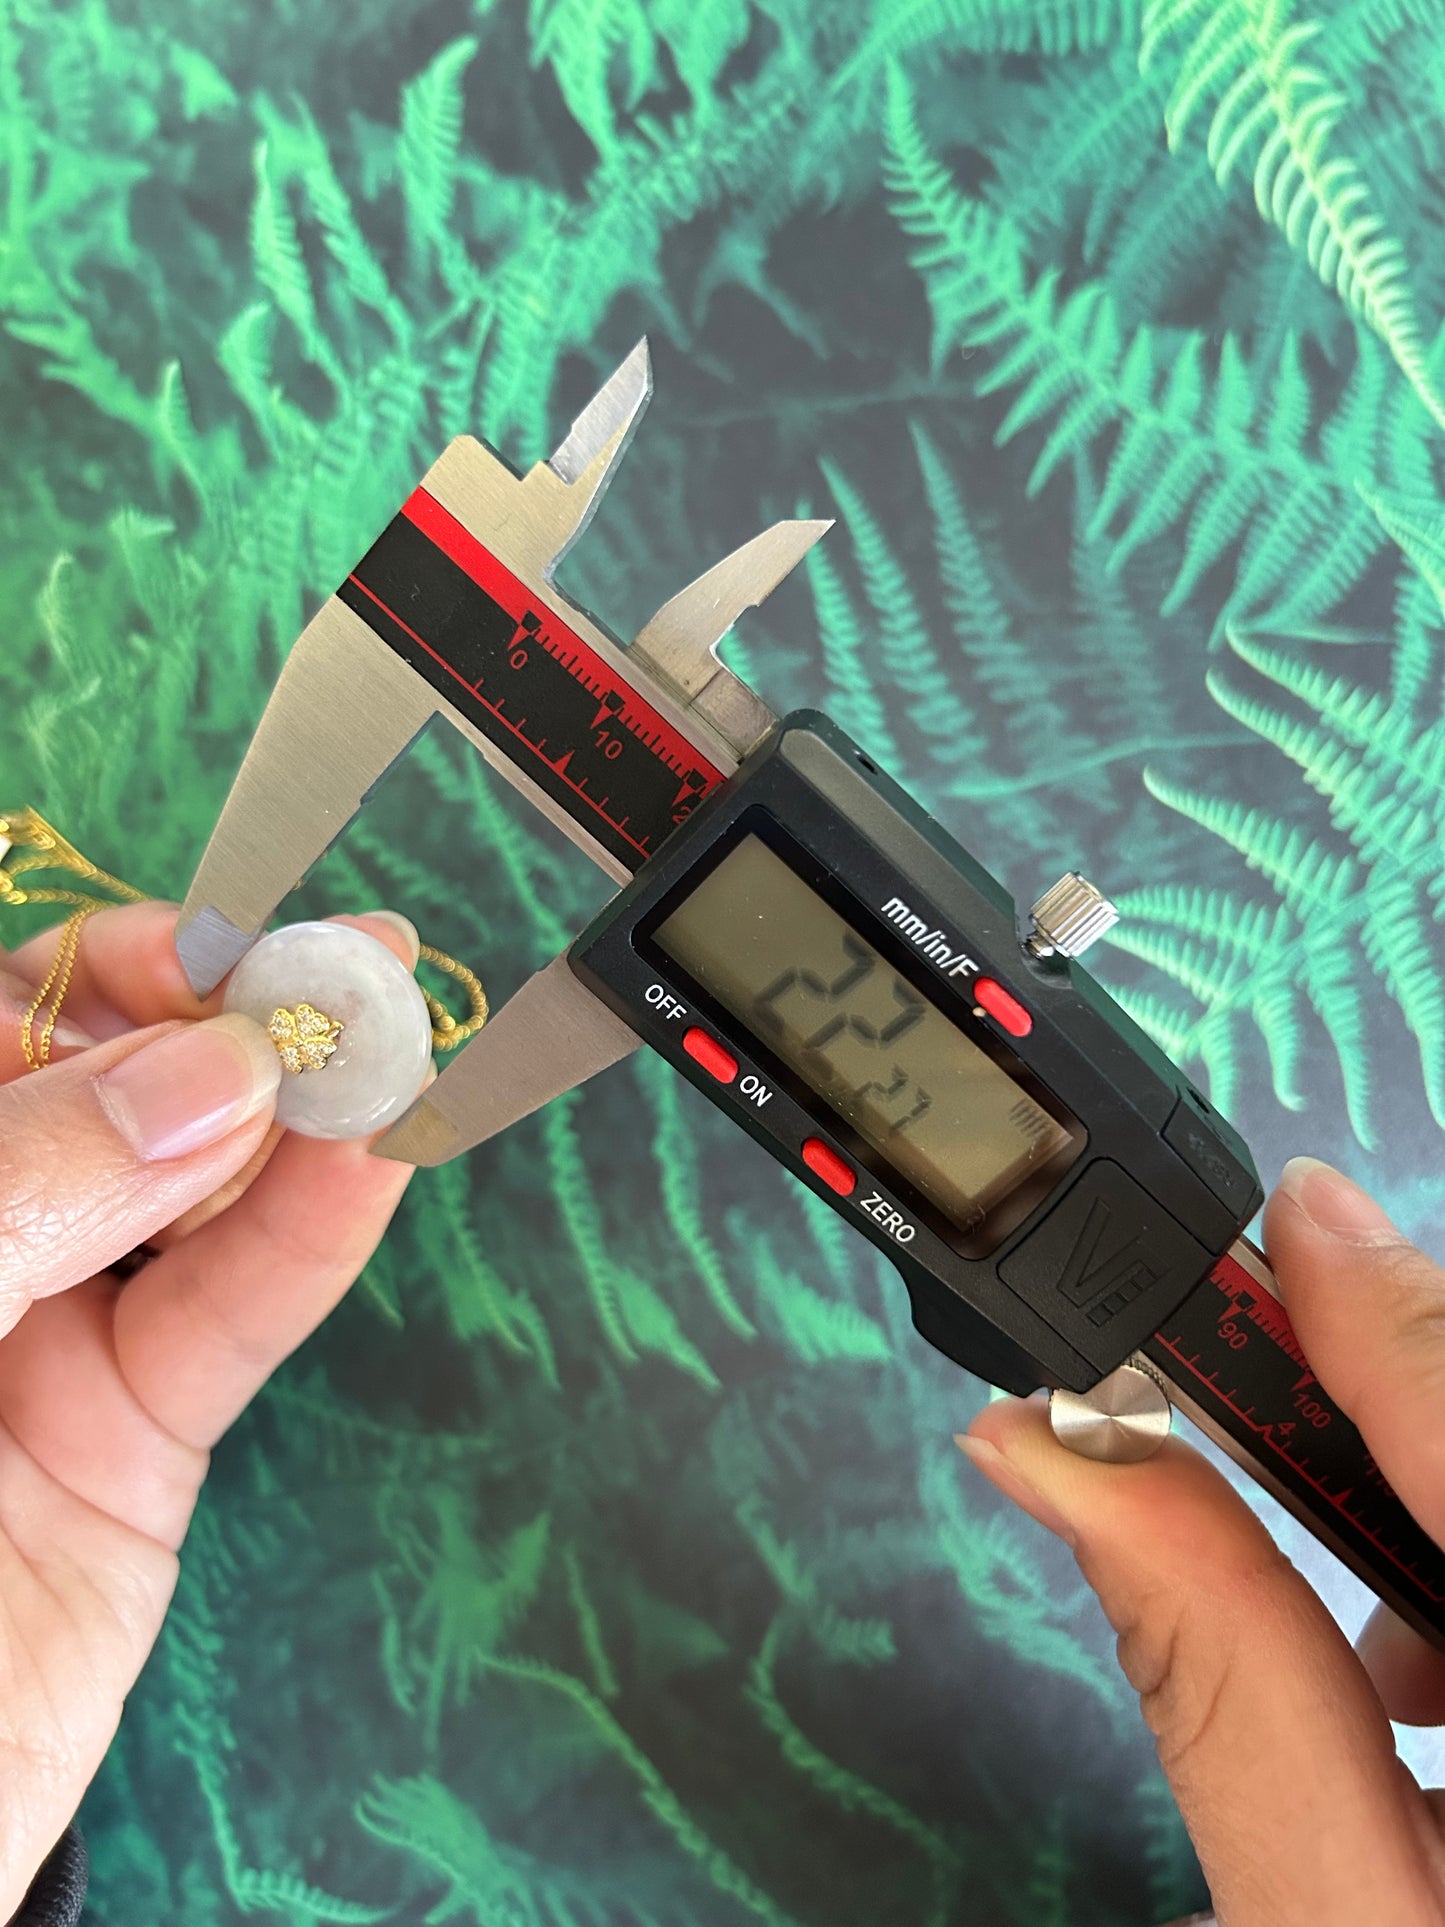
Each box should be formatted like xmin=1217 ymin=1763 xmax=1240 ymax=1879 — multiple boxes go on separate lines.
xmin=960 ymin=1159 xmax=1445 ymax=1927
xmin=0 ymin=903 xmax=424 ymax=1914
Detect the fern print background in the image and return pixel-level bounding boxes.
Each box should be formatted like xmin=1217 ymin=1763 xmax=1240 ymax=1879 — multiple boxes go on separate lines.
xmin=5 ymin=0 xmax=1445 ymax=1919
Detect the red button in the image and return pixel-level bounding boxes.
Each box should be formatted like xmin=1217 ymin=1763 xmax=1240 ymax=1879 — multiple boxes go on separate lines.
xmin=974 ymin=977 xmax=1032 ymax=1037
xmin=683 ymin=1027 xmax=738 ymax=1083
xmin=802 ymin=1138 xmax=856 ymax=1196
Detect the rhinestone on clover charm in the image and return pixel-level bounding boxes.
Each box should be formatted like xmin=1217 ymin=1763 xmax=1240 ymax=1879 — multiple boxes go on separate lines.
xmin=268 ymin=1002 xmax=344 ymax=1074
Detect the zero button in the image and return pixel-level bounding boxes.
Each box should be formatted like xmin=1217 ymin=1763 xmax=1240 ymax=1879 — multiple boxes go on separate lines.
xmin=802 ymin=1139 xmax=857 ymax=1197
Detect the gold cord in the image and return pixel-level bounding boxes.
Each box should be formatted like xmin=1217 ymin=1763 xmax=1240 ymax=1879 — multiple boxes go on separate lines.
xmin=0 ymin=806 xmax=487 ymax=1068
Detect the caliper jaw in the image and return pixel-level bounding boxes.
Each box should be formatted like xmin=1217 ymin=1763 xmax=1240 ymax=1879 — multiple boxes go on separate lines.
xmin=375 ymin=953 xmax=641 ymax=1167
xmin=630 ymin=518 xmax=831 ymax=761
xmin=176 ymin=341 xmax=831 ymax=1174
xmin=371 ymin=514 xmax=834 ymax=1169
xmin=423 ymin=339 xmax=656 ymax=588
xmin=175 ymin=343 xmax=660 ymax=997
xmin=176 ymin=605 xmax=442 ymax=995
xmin=372 ymin=523 xmax=833 ymax=1168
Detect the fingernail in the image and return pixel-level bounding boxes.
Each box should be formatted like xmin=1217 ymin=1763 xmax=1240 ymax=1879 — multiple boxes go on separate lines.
xmin=1 ymin=975 xmax=94 ymax=1050
xmin=1279 ymin=1156 xmax=1400 ymax=1245
xmin=51 ymin=1020 xmax=96 ymax=1050
xmin=1353 ymin=1601 xmax=1396 ymax=1670
xmin=99 ymin=1014 xmax=282 ymax=1160
xmin=955 ymin=1432 xmax=1078 ymax=1547
xmin=360 ymin=909 xmax=421 ymax=969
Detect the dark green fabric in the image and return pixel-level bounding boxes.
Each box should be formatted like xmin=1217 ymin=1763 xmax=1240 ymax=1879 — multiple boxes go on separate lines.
xmin=3 ymin=0 xmax=1442 ymax=1920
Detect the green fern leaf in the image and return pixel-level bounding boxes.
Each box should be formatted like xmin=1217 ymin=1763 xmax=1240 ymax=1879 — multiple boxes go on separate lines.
xmin=820 ymin=456 xmax=988 ymax=767
xmin=650 ymin=0 xmax=753 ymax=101
xmin=753 ymin=1242 xmax=892 ymax=1364
xmin=1142 ymin=0 xmax=1445 ymax=428
xmin=885 ymin=72 xmax=1430 ymax=629
xmin=279 ymin=105 xmax=411 ymax=341
xmin=478 ymin=54 xmax=806 ymax=447
xmin=1388 ymin=566 xmax=1444 ymax=719
xmin=153 ymin=360 xmax=212 ymax=512
xmin=909 ymin=425 xmax=1023 ymax=713
xmin=986 ymin=54 xmax=1169 ymax=266
xmin=249 ymin=142 xmax=343 ymax=389
xmin=542 ymin=1096 xmax=639 ymax=1365
xmin=1363 ymin=487 xmax=1445 ymax=619
xmin=167 ymin=43 xmax=238 ymax=121
xmin=1103 ymin=140 xmax=1233 ymax=315
xmin=1124 ymin=827 xmax=1352 ymax=1113
xmin=747 ymin=1621 xmax=956 ymax=1927
xmin=843 ymin=0 xmax=1142 ymax=85
xmin=617 ymin=1270 xmax=722 ymax=1389
xmin=646 ymin=1065 xmax=757 ymax=1339
xmin=398 ymin=37 xmax=479 ymax=257
xmin=215 ymin=302 xmax=288 ymax=452
xmin=798 ymin=500 xmax=906 ymax=769
xmin=563 ymin=1545 xmax=620 ymax=1700
xmin=1119 ymin=603 xmax=1445 ymax=1139
xmin=529 ymin=0 xmax=656 ymax=154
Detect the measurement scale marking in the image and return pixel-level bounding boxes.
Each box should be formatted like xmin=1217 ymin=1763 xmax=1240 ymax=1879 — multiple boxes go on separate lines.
xmin=338 ymin=489 xmax=723 ymax=872
xmin=401 ymin=490 xmax=711 ymax=783
xmin=343 ymin=575 xmax=656 ymax=860
xmin=1148 ymin=1253 xmax=1445 ymax=1606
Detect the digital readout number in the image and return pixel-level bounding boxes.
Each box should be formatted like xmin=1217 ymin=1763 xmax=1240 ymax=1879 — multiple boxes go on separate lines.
xmin=752 ymin=933 xmax=932 ymax=1140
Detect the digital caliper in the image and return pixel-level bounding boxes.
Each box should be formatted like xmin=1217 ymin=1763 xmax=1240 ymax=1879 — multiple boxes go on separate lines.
xmin=176 ymin=342 xmax=1445 ymax=1651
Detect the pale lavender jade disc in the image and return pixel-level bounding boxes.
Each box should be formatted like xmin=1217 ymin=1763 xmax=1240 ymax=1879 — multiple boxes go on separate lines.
xmin=222 ymin=920 xmax=432 ymax=1139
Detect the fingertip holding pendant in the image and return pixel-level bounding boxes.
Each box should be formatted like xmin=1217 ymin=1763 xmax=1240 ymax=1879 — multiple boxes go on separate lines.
xmin=223 ymin=921 xmax=433 ymax=1140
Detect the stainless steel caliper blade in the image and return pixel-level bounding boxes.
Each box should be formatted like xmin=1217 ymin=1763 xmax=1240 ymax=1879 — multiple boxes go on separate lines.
xmin=175 ymin=606 xmax=441 ymax=994
xmin=372 ymin=518 xmax=831 ymax=1164
xmin=631 ymin=518 xmax=831 ymax=758
xmin=177 ymin=343 xmax=830 ymax=1159
xmin=177 ymin=343 xmax=666 ymax=995
xmin=373 ymin=535 xmax=836 ymax=1163
xmin=375 ymin=953 xmax=642 ymax=1167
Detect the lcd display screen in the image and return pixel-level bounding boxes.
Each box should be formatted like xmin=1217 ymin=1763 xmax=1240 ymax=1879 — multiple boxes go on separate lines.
xmin=653 ymin=836 xmax=1076 ymax=1231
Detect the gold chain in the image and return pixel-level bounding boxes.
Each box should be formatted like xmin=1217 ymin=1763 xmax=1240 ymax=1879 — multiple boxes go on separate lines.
xmin=0 ymin=806 xmax=488 ymax=1068
xmin=417 ymin=943 xmax=489 ymax=1049
xmin=19 ymin=907 xmax=97 ymax=1069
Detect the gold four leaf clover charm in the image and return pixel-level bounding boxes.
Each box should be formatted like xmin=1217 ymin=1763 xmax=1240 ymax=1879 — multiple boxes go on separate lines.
xmin=268 ymin=1002 xmax=344 ymax=1073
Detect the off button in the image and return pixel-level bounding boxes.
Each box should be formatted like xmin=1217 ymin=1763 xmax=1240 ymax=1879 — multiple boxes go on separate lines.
xmin=683 ymin=1027 xmax=737 ymax=1084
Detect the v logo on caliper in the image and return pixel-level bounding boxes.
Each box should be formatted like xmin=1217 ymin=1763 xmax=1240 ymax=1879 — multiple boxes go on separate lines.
xmin=1057 ymin=1199 xmax=1159 ymax=1310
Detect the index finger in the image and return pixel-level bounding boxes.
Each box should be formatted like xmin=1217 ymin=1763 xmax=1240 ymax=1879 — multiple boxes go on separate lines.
xmin=6 ymin=901 xmax=218 ymax=1045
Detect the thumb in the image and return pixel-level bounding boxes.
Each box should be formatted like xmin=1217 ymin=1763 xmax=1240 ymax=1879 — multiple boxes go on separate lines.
xmin=0 ymin=1015 xmax=281 ymax=1330
xmin=960 ymin=1397 xmax=1444 ymax=1927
